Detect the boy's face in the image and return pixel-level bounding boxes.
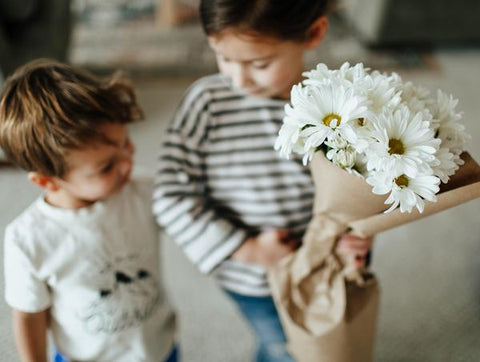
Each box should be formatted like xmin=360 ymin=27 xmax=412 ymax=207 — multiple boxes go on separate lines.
xmin=208 ymin=30 xmax=308 ymax=99
xmin=49 ymin=123 xmax=134 ymax=209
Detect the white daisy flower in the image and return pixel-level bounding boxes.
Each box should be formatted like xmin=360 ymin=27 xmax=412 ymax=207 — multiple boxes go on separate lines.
xmin=326 ymin=146 xmax=357 ymax=169
xmin=351 ymin=152 xmax=369 ymax=177
xmin=324 ymin=130 xmax=349 ymax=149
xmin=303 ymin=62 xmax=368 ymax=89
xmin=349 ymin=116 xmax=375 ymax=153
xmin=438 ymin=125 xmax=469 ymax=158
xmin=362 ymin=71 xmax=403 ymax=115
xmin=302 ymin=63 xmax=332 ymax=86
xmin=431 ymin=90 xmax=461 ymax=124
xmin=274 ymin=114 xmax=303 ymax=158
xmin=290 ymin=82 xmax=369 ymax=163
xmin=366 ymin=105 xmax=440 ymax=177
xmin=432 ymin=147 xmax=460 ymax=183
xmin=367 ymin=172 xmax=440 ymax=213
xmin=388 ymin=71 xmax=404 ymax=89
xmin=432 ymin=90 xmax=470 ymax=155
xmin=337 ymin=62 xmax=368 ymax=85
xmin=274 ymin=84 xmax=313 ymax=157
xmin=401 ymin=81 xmax=434 ymax=114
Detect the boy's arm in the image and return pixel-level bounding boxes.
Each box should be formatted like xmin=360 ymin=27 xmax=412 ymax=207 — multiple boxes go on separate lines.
xmin=13 ymin=309 xmax=48 ymax=362
xmin=154 ymin=85 xmax=249 ymax=274
xmin=4 ymin=228 xmax=52 ymax=362
xmin=154 ymin=134 xmax=248 ymax=273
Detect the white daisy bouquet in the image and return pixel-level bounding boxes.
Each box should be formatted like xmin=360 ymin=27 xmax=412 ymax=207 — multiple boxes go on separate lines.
xmin=275 ymin=62 xmax=470 ymax=213
xmin=269 ymin=63 xmax=480 ymax=362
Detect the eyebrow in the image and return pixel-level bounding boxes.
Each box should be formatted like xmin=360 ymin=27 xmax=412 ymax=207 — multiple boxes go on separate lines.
xmin=102 ymin=136 xmax=124 ymax=148
xmin=249 ymin=56 xmax=273 ymax=62
xmin=93 ymin=138 xmax=127 ymax=170
xmin=221 ymin=54 xmax=273 ymax=63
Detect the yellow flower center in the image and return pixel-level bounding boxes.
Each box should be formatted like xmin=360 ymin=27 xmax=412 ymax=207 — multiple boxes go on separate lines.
xmin=357 ymin=118 xmax=365 ymax=126
xmin=388 ymin=139 xmax=405 ymax=155
xmin=322 ymin=113 xmax=342 ymax=127
xmin=394 ymin=174 xmax=409 ymax=187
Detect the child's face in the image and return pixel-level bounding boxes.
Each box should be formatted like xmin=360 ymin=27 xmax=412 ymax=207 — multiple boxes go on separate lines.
xmin=51 ymin=123 xmax=135 ymax=208
xmin=208 ymin=29 xmax=308 ymax=99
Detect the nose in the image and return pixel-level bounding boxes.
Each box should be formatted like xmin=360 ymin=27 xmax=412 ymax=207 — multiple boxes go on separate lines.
xmin=118 ymin=155 xmax=133 ymax=177
xmin=118 ymin=147 xmax=134 ymax=176
xmin=231 ymin=64 xmax=251 ymax=89
xmin=126 ymin=139 xmax=135 ymax=155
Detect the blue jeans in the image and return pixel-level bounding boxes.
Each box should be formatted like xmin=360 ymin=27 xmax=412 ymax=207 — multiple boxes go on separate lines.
xmin=226 ymin=291 xmax=294 ymax=362
xmin=54 ymin=345 xmax=179 ymax=362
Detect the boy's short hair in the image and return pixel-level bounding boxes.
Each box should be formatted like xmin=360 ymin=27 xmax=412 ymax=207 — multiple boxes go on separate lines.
xmin=0 ymin=59 xmax=143 ymax=177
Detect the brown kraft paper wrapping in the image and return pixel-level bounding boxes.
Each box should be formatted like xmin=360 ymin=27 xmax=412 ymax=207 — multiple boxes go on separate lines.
xmin=269 ymin=151 xmax=480 ymax=362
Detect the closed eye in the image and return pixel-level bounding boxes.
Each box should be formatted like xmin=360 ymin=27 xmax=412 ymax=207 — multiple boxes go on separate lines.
xmin=217 ymin=54 xmax=230 ymax=63
xmin=100 ymin=162 xmax=114 ymax=174
xmin=252 ymin=62 xmax=269 ymax=69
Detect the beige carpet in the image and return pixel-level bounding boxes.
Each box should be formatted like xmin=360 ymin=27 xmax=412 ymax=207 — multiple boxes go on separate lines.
xmin=1 ymin=49 xmax=480 ymax=360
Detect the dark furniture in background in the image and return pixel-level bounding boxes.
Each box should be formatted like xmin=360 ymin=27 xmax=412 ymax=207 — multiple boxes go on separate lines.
xmin=343 ymin=0 xmax=480 ymax=46
xmin=0 ymin=0 xmax=71 ymax=77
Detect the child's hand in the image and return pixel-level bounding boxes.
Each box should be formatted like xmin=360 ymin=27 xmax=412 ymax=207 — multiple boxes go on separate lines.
xmin=231 ymin=229 xmax=297 ymax=269
xmin=335 ymin=233 xmax=374 ymax=268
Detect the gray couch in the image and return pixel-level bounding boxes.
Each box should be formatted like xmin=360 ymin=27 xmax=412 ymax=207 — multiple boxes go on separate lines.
xmin=0 ymin=0 xmax=71 ymax=77
xmin=343 ymin=0 xmax=480 ymax=46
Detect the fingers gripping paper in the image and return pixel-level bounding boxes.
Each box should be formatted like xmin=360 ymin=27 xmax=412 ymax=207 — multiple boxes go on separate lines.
xmin=269 ymin=152 xmax=480 ymax=362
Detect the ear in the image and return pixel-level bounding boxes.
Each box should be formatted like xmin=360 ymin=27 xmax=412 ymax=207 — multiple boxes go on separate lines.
xmin=28 ymin=172 xmax=61 ymax=192
xmin=304 ymin=16 xmax=329 ymax=49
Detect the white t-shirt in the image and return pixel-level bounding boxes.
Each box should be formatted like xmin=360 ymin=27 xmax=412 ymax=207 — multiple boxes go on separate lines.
xmin=4 ymin=178 xmax=176 ymax=361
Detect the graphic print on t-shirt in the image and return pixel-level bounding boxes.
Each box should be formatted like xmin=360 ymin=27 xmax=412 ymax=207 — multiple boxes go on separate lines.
xmin=77 ymin=254 xmax=161 ymax=334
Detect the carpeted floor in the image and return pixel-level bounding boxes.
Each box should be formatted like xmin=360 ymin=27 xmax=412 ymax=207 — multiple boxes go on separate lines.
xmin=1 ymin=49 xmax=480 ymax=361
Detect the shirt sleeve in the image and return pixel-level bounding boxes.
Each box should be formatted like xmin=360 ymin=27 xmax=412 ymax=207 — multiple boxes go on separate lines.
xmin=153 ymin=81 xmax=247 ymax=274
xmin=4 ymin=226 xmax=51 ymax=312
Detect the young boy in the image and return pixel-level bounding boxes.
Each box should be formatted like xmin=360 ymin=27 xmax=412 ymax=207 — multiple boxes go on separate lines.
xmin=0 ymin=60 xmax=177 ymax=362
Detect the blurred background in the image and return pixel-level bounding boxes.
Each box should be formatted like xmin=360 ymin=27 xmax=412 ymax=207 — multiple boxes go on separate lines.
xmin=1 ymin=0 xmax=480 ymax=361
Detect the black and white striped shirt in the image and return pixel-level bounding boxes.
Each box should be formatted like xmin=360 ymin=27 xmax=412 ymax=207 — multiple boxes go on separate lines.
xmin=154 ymin=74 xmax=314 ymax=296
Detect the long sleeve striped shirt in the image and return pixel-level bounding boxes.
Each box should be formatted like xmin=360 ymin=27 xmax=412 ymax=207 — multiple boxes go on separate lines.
xmin=153 ymin=74 xmax=314 ymax=296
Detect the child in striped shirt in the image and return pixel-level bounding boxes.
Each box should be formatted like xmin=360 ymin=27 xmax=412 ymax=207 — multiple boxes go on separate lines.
xmin=154 ymin=1 xmax=373 ymax=360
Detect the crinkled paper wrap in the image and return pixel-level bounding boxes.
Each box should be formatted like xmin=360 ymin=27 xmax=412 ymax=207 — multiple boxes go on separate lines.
xmin=269 ymin=152 xmax=480 ymax=362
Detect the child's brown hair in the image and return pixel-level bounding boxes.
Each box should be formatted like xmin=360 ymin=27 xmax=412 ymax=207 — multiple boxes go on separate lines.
xmin=0 ymin=59 xmax=143 ymax=177
xmin=200 ymin=0 xmax=332 ymax=41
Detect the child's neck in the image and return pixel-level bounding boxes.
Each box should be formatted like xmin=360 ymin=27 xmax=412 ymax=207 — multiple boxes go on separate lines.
xmin=44 ymin=191 xmax=96 ymax=210
xmin=287 ymin=72 xmax=306 ymax=100
xmin=273 ymin=72 xmax=305 ymax=100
